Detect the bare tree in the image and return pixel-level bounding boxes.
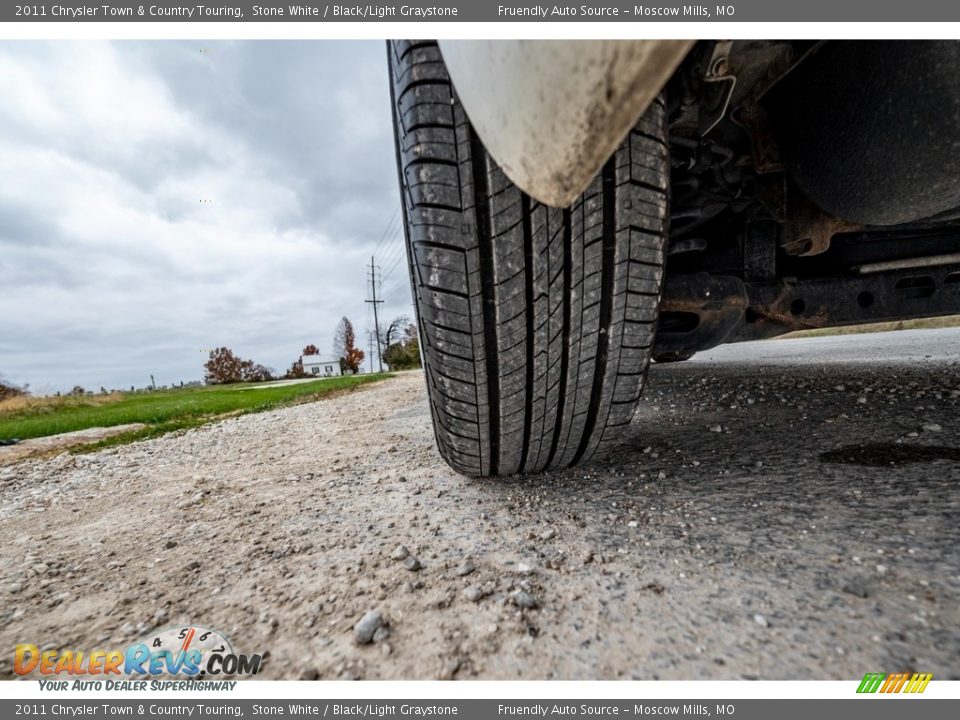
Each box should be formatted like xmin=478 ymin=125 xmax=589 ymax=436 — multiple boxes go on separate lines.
xmin=381 ymin=317 xmax=422 ymax=371
xmin=0 ymin=375 xmax=27 ymax=401
xmin=379 ymin=315 xmax=410 ymax=358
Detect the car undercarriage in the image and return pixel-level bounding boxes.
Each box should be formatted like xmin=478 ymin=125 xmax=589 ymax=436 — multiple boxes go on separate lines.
xmin=655 ymin=40 xmax=960 ymax=361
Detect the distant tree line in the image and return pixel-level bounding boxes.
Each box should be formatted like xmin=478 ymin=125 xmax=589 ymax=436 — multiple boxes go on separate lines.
xmin=5 ymin=312 xmax=424 ymax=398
xmin=205 ymin=316 xmax=377 ymax=385
xmin=0 ymin=375 xmax=27 ymax=402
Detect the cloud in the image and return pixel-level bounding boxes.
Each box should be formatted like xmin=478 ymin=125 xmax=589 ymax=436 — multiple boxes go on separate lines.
xmin=0 ymin=41 xmax=411 ymax=393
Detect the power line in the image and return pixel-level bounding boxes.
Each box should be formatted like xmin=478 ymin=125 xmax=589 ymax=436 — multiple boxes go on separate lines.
xmin=380 ymin=277 xmax=403 ymax=298
xmin=381 ymin=251 xmax=406 ymax=284
xmin=375 ymin=213 xmax=405 ymax=258
xmin=372 ymin=204 xmax=402 ymax=257
xmin=376 ymin=229 xmax=405 ymax=271
xmin=380 ymin=280 xmax=413 ymax=306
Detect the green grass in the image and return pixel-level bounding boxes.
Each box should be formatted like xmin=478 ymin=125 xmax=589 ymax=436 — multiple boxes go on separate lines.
xmin=782 ymin=315 xmax=960 ymax=339
xmin=0 ymin=375 xmax=389 ymax=448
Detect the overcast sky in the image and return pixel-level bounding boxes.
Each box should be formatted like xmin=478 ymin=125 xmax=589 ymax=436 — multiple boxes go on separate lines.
xmin=0 ymin=40 xmax=412 ymax=394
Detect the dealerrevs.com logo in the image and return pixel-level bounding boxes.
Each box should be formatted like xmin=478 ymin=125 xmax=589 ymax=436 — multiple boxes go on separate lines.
xmin=14 ymin=625 xmax=262 ymax=679
xmin=857 ymin=672 xmax=933 ymax=694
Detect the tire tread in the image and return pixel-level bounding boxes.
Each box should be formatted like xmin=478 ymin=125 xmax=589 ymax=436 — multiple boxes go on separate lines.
xmin=389 ymin=41 xmax=666 ymax=476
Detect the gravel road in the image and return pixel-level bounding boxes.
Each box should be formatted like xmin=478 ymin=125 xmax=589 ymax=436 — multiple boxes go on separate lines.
xmin=1 ymin=329 xmax=958 ymax=680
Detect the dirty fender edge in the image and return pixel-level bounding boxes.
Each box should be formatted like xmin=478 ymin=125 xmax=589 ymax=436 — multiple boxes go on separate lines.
xmin=439 ymin=39 xmax=693 ymax=208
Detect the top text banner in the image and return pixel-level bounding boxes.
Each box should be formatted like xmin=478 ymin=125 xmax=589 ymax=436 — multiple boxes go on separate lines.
xmin=6 ymin=1 xmax=960 ymax=23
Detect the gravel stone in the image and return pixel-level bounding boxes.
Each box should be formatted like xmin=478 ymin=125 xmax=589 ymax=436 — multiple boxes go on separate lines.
xmin=463 ymin=583 xmax=494 ymax=603
xmin=510 ymin=590 xmax=538 ymax=609
xmin=841 ymin=578 xmax=870 ymax=598
xmin=353 ymin=610 xmax=383 ymax=645
xmin=390 ymin=545 xmax=409 ymax=561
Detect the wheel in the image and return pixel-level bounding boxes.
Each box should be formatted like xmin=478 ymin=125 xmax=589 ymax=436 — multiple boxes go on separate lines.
xmin=652 ymin=349 xmax=696 ymax=363
xmin=388 ymin=40 xmax=668 ymax=477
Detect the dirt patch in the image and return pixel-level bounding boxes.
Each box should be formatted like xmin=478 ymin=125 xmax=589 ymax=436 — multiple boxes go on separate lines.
xmin=0 ymin=424 xmax=146 ymax=465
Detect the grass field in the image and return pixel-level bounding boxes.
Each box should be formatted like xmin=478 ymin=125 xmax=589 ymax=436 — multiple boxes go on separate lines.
xmin=782 ymin=314 xmax=960 ymax=339
xmin=0 ymin=374 xmax=389 ymax=448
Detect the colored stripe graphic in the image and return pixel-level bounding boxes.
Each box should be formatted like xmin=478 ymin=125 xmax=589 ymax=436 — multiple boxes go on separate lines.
xmin=857 ymin=673 xmax=885 ymax=693
xmin=906 ymin=673 xmax=934 ymax=693
xmin=857 ymin=672 xmax=932 ymax=694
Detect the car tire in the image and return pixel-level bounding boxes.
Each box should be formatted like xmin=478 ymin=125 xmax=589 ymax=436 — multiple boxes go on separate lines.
xmin=388 ymin=40 xmax=668 ymax=476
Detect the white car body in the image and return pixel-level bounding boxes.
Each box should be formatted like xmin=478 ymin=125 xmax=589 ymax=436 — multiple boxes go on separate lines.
xmin=439 ymin=40 xmax=693 ymax=207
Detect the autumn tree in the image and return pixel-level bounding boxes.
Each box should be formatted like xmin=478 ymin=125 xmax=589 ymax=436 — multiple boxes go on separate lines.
xmin=333 ymin=317 xmax=365 ymax=374
xmin=203 ymin=347 xmax=271 ymax=385
xmin=246 ymin=364 xmax=275 ymax=383
xmin=284 ymin=358 xmax=307 ymax=379
xmin=281 ymin=344 xmax=319 ymax=379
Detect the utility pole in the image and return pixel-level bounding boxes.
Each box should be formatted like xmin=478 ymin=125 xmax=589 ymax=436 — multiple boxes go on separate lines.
xmin=368 ymin=330 xmax=375 ymax=374
xmin=365 ymin=256 xmax=384 ymax=373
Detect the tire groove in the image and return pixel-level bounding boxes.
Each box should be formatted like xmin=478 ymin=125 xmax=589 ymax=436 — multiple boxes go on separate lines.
xmin=544 ymin=208 xmax=572 ymax=469
xmin=469 ymin=127 xmax=500 ymax=477
xmin=519 ymin=193 xmax=535 ymax=472
xmin=572 ymin=159 xmax=617 ymax=466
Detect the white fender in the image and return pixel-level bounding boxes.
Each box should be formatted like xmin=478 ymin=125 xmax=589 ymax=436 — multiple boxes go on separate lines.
xmin=439 ymin=40 xmax=693 ymax=208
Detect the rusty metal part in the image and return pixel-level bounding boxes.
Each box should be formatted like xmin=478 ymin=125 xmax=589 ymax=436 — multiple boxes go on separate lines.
xmin=656 ymin=263 xmax=960 ymax=355
xmin=737 ymin=262 xmax=960 ymax=338
xmin=780 ymin=195 xmax=862 ymax=257
xmin=653 ymin=274 xmax=748 ymax=359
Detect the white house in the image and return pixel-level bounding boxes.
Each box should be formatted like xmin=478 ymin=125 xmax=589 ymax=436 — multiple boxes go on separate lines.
xmin=302 ymin=356 xmax=342 ymax=377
